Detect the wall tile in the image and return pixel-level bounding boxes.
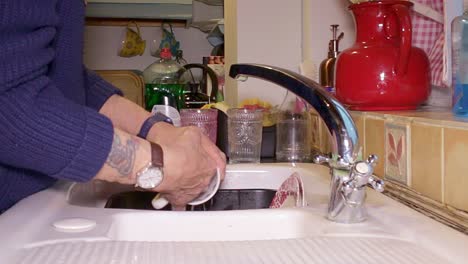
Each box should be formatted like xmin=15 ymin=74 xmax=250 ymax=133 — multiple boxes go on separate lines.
xmin=384 ymin=122 xmax=409 ymax=185
xmin=444 ymin=128 xmax=468 ymax=212
xmin=351 ymin=112 xmax=365 ymax=156
xmin=365 ymin=118 xmax=385 ymax=177
xmin=411 ymin=123 xmax=442 ymax=202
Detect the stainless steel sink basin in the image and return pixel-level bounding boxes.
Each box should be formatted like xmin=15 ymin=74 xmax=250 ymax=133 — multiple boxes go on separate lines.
xmin=104 ymin=189 xmax=277 ymax=211
xmin=67 ymin=163 xmax=322 ymax=209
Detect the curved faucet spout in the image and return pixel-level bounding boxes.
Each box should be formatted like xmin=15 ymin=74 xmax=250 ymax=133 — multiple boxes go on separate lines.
xmin=229 ymin=63 xmax=384 ymax=223
xmin=229 ymin=63 xmax=359 ymax=166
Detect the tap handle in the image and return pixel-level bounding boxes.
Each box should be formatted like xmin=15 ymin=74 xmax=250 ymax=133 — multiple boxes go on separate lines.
xmin=369 ymin=176 xmax=385 ymax=192
xmin=353 ymin=154 xmax=378 ymax=176
xmin=313 ymin=154 xmax=331 ymax=166
xmin=314 ymin=154 xmax=352 ymax=170
xmin=314 ymin=154 xmax=349 ymax=169
xmin=347 ymin=154 xmax=384 ymax=191
xmin=363 ymin=154 xmax=384 ymax=191
xmin=366 ymin=154 xmax=378 ymax=167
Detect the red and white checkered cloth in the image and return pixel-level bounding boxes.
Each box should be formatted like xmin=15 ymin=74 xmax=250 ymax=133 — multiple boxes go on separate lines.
xmin=410 ymin=0 xmax=445 ymax=87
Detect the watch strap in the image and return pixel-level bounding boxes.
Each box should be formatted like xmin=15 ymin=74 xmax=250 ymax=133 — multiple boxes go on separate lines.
xmin=137 ymin=112 xmax=173 ymax=139
xmin=149 ymin=142 xmax=164 ymax=167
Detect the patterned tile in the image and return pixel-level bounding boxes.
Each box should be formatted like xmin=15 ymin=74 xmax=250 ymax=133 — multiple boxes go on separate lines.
xmin=385 ymin=122 xmax=409 ymax=185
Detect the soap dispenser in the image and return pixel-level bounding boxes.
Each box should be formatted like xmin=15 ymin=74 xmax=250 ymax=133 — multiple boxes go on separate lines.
xmin=319 ymin=24 xmax=344 ymax=94
xmin=142 ymin=48 xmax=186 ymax=111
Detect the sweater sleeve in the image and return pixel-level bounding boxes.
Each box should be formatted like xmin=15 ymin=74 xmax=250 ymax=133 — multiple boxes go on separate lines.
xmin=83 ymin=67 xmax=123 ymax=111
xmin=0 ymin=18 xmax=114 ymax=183
xmin=0 ymin=75 xmax=114 ymax=183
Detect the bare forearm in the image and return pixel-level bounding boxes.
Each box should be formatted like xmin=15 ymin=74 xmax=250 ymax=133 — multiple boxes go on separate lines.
xmin=99 ymin=95 xmax=151 ymax=135
xmin=99 ymin=94 xmax=174 ymax=143
xmin=93 ymin=127 xmax=151 ymax=185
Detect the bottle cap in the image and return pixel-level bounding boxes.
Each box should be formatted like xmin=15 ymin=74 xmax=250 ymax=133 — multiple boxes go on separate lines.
xmin=160 ymin=48 xmax=172 ymax=59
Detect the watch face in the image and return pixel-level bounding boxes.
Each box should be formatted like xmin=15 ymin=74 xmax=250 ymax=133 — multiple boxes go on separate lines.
xmin=137 ymin=167 xmax=163 ymax=189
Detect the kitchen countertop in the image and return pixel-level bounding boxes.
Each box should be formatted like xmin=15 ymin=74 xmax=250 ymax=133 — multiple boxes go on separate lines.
xmin=1 ymin=163 xmax=467 ymax=263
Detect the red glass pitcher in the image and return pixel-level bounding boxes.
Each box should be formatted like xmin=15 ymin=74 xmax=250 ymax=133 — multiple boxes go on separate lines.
xmin=335 ymin=1 xmax=430 ymax=110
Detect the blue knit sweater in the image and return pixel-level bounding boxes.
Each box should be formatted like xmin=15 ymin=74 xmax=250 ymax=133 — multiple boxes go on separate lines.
xmin=0 ymin=0 xmax=122 ymax=212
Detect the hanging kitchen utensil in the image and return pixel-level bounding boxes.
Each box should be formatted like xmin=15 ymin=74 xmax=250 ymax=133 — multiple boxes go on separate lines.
xmin=182 ymin=63 xmax=218 ymax=109
xmin=153 ymin=22 xmax=182 ymax=59
xmin=118 ymin=21 xmax=146 ymax=57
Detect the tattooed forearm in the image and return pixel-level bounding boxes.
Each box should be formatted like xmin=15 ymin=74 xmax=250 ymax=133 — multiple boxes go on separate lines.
xmin=106 ymin=133 xmax=139 ymax=176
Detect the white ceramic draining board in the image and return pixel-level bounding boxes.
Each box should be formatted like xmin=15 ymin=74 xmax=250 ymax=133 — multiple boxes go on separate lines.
xmin=19 ymin=237 xmax=446 ymax=264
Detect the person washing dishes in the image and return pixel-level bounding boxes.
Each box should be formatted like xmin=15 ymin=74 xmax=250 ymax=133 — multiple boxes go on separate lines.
xmin=0 ymin=0 xmax=226 ymax=213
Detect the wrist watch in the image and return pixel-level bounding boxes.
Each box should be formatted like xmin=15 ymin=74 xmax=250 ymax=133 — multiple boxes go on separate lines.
xmin=137 ymin=112 xmax=173 ymax=139
xmin=135 ymin=142 xmax=164 ymax=189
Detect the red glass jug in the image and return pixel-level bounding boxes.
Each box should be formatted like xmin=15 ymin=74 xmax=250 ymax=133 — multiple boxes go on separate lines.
xmin=335 ymin=1 xmax=430 ymax=110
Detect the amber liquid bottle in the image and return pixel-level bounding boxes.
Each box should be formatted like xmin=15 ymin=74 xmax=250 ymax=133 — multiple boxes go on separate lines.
xmin=319 ymin=24 xmax=343 ymax=94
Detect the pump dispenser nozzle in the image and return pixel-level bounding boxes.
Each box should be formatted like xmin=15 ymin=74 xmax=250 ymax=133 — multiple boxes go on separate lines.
xmin=329 ymin=24 xmax=344 ymax=58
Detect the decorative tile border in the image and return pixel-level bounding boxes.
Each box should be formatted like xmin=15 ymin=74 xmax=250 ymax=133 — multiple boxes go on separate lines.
xmin=384 ymin=180 xmax=468 ymax=235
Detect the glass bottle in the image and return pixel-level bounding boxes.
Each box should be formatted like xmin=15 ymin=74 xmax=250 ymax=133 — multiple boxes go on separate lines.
xmin=142 ymin=48 xmax=186 ymax=111
xmin=451 ymin=11 xmax=468 ymax=117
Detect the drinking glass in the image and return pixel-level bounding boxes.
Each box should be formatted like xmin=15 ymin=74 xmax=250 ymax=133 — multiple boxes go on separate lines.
xmin=227 ymin=108 xmax=263 ymax=163
xmin=180 ymin=109 xmax=218 ymax=143
xmin=275 ymin=111 xmax=312 ymax=162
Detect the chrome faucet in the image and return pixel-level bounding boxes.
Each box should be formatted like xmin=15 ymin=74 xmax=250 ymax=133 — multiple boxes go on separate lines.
xmin=229 ymin=64 xmax=384 ymax=223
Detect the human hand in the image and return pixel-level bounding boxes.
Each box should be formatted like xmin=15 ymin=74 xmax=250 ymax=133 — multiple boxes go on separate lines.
xmin=148 ymin=122 xmax=226 ymax=179
xmin=151 ymin=126 xmax=226 ymax=208
xmin=151 ymin=168 xmax=221 ymax=210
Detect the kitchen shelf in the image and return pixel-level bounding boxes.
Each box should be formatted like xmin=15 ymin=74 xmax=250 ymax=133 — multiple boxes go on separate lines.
xmin=85 ymin=0 xmax=192 ymax=22
xmin=196 ymin=0 xmax=223 ymax=6
xmin=85 ymin=17 xmax=187 ymax=27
